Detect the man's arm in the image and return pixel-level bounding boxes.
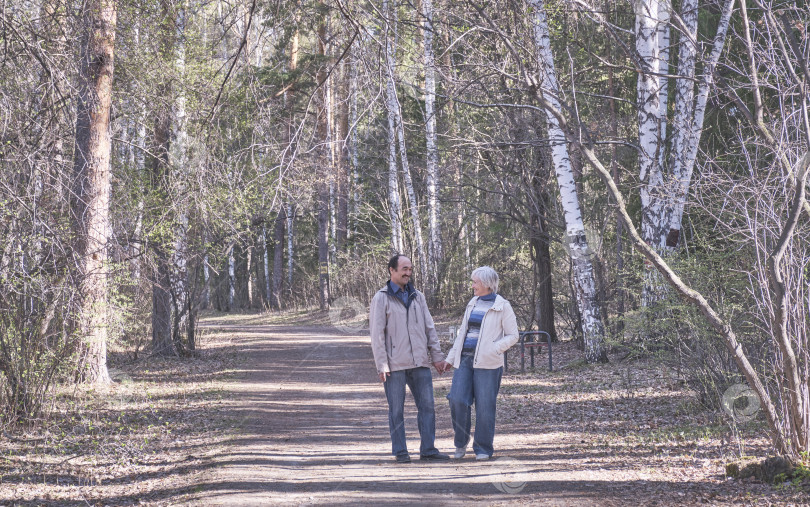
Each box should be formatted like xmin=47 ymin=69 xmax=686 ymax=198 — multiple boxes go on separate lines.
xmin=368 ymin=293 xmax=391 ymax=377
xmin=420 ymin=292 xmax=445 ymax=364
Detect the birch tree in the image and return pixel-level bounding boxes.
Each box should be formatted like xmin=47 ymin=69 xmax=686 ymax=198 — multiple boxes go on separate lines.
xmin=422 ymin=0 xmax=442 ymax=291
xmin=667 ymin=0 xmax=735 ymax=241
xmin=317 ymin=19 xmax=331 ymax=309
xmin=530 ymin=0 xmax=607 ymax=363
xmin=383 ymin=0 xmax=404 ymax=253
xmin=635 ymin=0 xmax=666 ymax=252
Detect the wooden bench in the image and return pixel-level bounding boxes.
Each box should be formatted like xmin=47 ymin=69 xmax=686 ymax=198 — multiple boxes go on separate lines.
xmin=504 ymin=331 xmax=552 ymax=372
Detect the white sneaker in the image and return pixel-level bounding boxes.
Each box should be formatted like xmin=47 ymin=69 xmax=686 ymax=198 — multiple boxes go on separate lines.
xmin=454 ymin=447 xmax=466 ymax=459
xmin=475 ymin=453 xmax=490 ymax=461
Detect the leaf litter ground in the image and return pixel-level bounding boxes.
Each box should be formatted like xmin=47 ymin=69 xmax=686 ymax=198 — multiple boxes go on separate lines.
xmin=1 ymin=310 xmax=807 ymax=505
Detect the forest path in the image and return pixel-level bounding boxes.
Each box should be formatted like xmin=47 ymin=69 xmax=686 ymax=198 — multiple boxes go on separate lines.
xmin=190 ymin=319 xmax=647 ymax=506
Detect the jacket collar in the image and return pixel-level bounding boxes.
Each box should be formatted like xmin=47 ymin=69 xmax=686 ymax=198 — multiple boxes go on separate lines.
xmin=381 ymin=281 xmax=416 ymax=299
xmin=467 ymin=294 xmax=506 ymax=311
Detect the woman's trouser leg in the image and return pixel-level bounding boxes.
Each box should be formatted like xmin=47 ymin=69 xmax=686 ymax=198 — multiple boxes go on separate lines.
xmin=471 ymin=366 xmax=503 ymax=457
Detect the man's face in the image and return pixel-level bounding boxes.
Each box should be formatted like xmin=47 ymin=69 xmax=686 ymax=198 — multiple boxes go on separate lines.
xmin=389 ymin=257 xmax=413 ymax=289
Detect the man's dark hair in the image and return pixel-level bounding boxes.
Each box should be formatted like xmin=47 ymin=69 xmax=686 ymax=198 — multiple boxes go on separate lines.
xmin=388 ymin=254 xmax=404 ymax=271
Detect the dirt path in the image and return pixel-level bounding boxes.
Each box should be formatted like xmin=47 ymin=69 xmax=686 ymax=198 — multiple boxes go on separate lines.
xmin=188 ymin=321 xmax=663 ymax=506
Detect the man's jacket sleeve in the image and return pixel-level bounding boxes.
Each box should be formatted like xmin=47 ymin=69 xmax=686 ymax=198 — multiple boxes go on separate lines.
xmin=368 ymin=293 xmax=390 ymax=374
xmin=421 ymin=293 xmax=445 ymax=363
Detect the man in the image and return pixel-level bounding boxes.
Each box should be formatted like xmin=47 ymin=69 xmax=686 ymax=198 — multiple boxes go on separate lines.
xmin=369 ymin=254 xmax=450 ymax=463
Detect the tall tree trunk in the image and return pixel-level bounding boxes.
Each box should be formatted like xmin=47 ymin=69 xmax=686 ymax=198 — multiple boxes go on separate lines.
xmin=327 ymin=44 xmax=338 ymax=261
xmin=277 ymin=25 xmax=299 ymax=308
xmin=169 ymin=0 xmax=191 ymax=350
xmin=531 ymin=0 xmax=607 ymax=363
xmin=668 ymin=0 xmax=735 ymax=240
xmin=202 ymin=231 xmax=210 ymax=310
xmin=317 ymin=21 xmax=330 ymax=309
xmin=636 ymin=0 xmax=666 ymax=252
xmin=666 ymin=0 xmax=698 ymax=250
xmin=656 ymin=0 xmax=670 ymax=170
xmin=383 ymin=0 xmax=404 ymax=253
xmin=287 ymin=203 xmax=294 ymax=288
xmin=72 ymin=0 xmax=116 ymax=383
xmin=349 ymin=41 xmax=360 ymax=241
xmin=529 ymin=169 xmax=557 ymax=341
xmin=246 ymin=244 xmax=254 ymax=308
xmin=422 ymin=0 xmax=442 ymax=297
xmin=262 ymin=224 xmax=271 ymax=304
xmin=270 ymin=209 xmax=285 ymax=310
xmin=605 ymin=0 xmax=624 ymax=334
xmin=386 ymin=0 xmax=427 ymax=276
xmin=336 ymin=46 xmax=351 ymax=253
xmin=151 ymin=0 xmax=180 ymax=356
xmin=228 ymin=245 xmax=236 ymax=311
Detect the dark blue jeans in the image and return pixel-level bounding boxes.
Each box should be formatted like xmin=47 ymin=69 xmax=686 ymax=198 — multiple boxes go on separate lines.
xmin=447 ymin=353 xmax=503 ymax=457
xmin=383 ymin=367 xmax=440 ymax=457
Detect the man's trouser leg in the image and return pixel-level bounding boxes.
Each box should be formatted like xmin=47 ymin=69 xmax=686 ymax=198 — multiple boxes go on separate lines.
xmin=384 ymin=370 xmax=408 ymax=456
xmin=406 ymin=366 xmax=439 ymax=457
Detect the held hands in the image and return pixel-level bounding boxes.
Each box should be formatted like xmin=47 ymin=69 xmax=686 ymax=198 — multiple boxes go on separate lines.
xmin=434 ymin=361 xmax=453 ymax=375
xmin=380 ymin=363 xmax=452 ymax=381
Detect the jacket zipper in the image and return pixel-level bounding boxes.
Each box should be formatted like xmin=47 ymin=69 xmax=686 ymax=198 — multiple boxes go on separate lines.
xmin=390 ymin=290 xmax=418 ymax=366
xmin=473 ymin=299 xmax=498 ymax=366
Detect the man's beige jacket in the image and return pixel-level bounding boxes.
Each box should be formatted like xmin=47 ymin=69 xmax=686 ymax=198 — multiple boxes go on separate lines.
xmin=369 ymin=284 xmax=444 ymax=375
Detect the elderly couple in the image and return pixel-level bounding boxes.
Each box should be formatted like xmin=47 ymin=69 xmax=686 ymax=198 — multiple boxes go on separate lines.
xmin=369 ymin=254 xmax=520 ymax=464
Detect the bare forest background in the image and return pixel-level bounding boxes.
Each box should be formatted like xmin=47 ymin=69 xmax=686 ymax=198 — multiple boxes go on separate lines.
xmin=1 ymin=0 xmax=809 ymax=460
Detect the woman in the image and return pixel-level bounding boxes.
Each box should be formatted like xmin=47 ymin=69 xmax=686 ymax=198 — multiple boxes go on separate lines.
xmin=440 ymin=266 xmax=519 ymax=460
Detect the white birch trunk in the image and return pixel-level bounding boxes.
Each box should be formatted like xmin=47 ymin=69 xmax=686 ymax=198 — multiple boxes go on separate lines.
xmin=133 ymin=110 xmax=146 ymax=281
xmin=397 ymin=122 xmax=427 ymax=273
xmin=132 ymin=23 xmax=145 ymax=282
xmin=263 ymin=225 xmax=271 ymax=302
xmin=383 ymin=0 xmax=404 ymax=253
xmin=246 ymin=246 xmax=254 ymax=308
xmin=422 ymin=0 xmax=442 ymax=289
xmin=386 ymin=2 xmax=427 ymax=271
xmin=665 ymin=0 xmax=698 ymax=248
xmin=669 ymin=0 xmax=735 ymax=236
xmin=287 ymin=203 xmax=294 ymax=286
xmin=656 ymin=0 xmax=670 ymax=170
xmin=228 ymin=246 xmax=236 ymax=310
xmin=202 ymin=250 xmax=210 ymax=310
xmin=327 ymin=46 xmax=337 ymax=258
xmin=635 ymin=0 xmax=666 ymax=249
xmin=350 ymin=42 xmax=360 ymax=240
xmin=531 ymin=0 xmax=607 ymax=362
xmin=169 ymin=1 xmax=189 ymax=340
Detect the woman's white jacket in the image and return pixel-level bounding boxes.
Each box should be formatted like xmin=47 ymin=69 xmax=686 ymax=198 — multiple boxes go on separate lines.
xmin=445 ymin=295 xmax=520 ymax=369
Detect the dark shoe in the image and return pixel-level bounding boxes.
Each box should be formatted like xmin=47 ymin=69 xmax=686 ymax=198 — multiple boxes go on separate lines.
xmin=395 ymin=454 xmax=411 ymax=463
xmin=419 ymin=452 xmax=450 ymax=461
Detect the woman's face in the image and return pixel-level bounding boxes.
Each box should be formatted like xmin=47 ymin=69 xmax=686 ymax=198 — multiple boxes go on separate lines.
xmin=471 ymin=276 xmax=491 ymax=297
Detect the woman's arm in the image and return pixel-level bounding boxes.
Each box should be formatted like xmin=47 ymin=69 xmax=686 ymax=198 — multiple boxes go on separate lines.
xmin=495 ymin=301 xmax=520 ymax=354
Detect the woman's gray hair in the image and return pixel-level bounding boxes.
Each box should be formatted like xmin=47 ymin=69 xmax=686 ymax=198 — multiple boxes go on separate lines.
xmin=471 ymin=266 xmax=499 ymax=295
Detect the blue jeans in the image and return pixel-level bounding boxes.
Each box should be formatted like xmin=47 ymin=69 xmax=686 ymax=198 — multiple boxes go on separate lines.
xmin=447 ymin=353 xmax=502 ymax=457
xmin=383 ymin=367 xmax=440 ymax=457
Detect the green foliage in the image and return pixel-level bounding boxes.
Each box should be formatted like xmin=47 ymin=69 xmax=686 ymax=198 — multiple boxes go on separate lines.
xmin=0 ymin=270 xmax=80 ymax=426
